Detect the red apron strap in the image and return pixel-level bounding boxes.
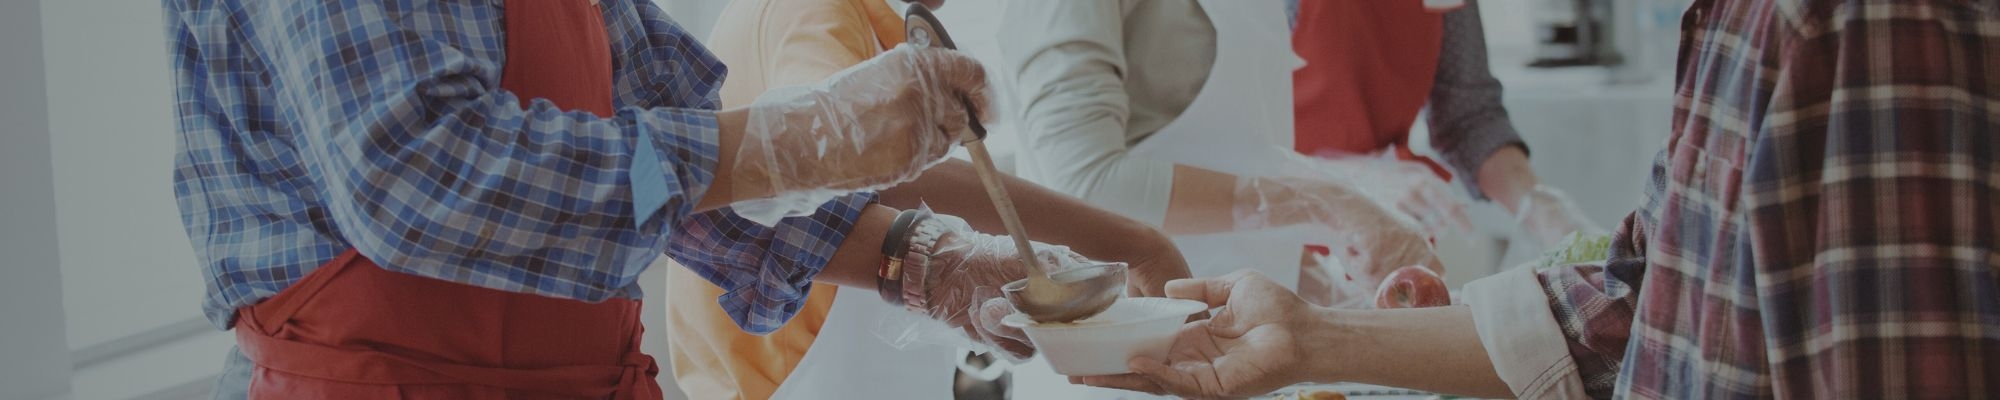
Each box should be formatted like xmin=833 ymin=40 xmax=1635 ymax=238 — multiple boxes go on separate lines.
xmin=234 ymin=250 xmax=663 ymax=399
xmin=235 ymin=327 xmax=648 ymax=397
xmin=1394 ymin=138 xmax=1455 ymax=181
xmin=242 ymin=249 xmax=362 ymax=332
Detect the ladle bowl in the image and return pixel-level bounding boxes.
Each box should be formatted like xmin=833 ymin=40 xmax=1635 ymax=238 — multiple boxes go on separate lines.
xmin=1002 ymin=262 xmax=1129 ymax=323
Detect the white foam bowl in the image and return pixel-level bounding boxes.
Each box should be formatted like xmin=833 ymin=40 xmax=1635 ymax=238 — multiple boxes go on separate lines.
xmin=1002 ymin=297 xmax=1209 ymax=376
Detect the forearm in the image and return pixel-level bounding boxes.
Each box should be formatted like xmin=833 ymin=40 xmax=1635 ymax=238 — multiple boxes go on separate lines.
xmin=813 ymin=203 xmax=898 ymax=289
xmin=1428 ymin=2 xmax=1530 ymax=203
xmin=1474 ymin=146 xmax=1536 ymax=212
xmin=1161 ymin=165 xmax=1240 ymax=235
xmin=1312 ymin=306 xmax=1513 ymax=398
xmin=878 ymin=160 xmax=1169 ymax=261
xmin=694 ymin=107 xmax=758 ymax=212
xmin=1171 ymin=168 xmax=1399 ymax=235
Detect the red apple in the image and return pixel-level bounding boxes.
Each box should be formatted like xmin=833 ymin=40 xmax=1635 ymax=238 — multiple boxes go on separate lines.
xmin=1374 ymin=265 xmax=1450 ymax=309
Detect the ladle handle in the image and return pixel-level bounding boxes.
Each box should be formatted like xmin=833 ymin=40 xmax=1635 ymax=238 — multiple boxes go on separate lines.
xmin=904 ymin=3 xmax=1050 ymax=285
xmin=956 ymin=110 xmax=1048 ymax=280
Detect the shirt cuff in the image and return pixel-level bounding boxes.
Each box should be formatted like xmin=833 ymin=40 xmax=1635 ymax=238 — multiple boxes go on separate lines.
xmin=1437 ymin=123 xmax=1526 ymax=201
xmin=630 ymin=109 xmax=722 ymax=231
xmin=721 ymin=192 xmax=875 ymax=334
xmin=1463 ymin=265 xmax=1591 ymax=399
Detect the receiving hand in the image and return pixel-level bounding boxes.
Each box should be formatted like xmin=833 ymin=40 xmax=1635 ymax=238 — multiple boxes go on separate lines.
xmin=1071 ymin=270 xmax=1320 ymax=399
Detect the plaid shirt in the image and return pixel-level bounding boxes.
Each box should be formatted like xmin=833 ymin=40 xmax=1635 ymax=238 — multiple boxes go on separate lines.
xmin=166 ymin=0 xmax=868 ymax=334
xmin=1534 ymin=0 xmax=2000 ymax=398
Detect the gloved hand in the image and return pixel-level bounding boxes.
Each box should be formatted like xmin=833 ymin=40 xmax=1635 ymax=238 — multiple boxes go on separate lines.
xmin=731 ymin=44 xmax=990 ymax=224
xmin=1296 ymin=154 xmax=1474 ymax=238
xmin=1233 ymin=176 xmax=1444 ymax=290
xmin=911 ymin=213 xmax=1095 ymax=362
xmin=1514 ymin=184 xmax=1601 ymax=248
xmin=1320 ymin=156 xmax=1480 ymax=238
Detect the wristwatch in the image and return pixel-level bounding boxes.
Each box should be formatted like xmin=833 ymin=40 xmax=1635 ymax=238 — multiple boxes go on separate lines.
xmin=897 ymin=216 xmax=949 ymax=314
xmin=877 ymin=209 xmax=930 ymax=306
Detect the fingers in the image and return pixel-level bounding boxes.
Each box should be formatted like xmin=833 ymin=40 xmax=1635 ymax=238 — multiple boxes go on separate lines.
xmin=1071 ymin=373 xmax=1166 ymax=396
xmin=932 ymin=95 xmax=976 ymax=143
xmin=1426 ymin=184 xmax=1475 ymax=233
xmin=1126 ymin=356 xmax=1216 ymax=398
xmin=900 ymin=44 xmax=991 ymax=137
xmin=924 ymin=47 xmax=993 ymax=122
xmin=974 ymin=297 xmax=1035 ymax=361
xmin=1397 ymin=179 xmax=1473 ymax=236
xmin=1029 ymin=243 xmax=1090 ymax=273
xmin=1162 ymin=271 xmax=1270 ymax=335
xmin=1165 ymin=269 xmax=1262 ymax=308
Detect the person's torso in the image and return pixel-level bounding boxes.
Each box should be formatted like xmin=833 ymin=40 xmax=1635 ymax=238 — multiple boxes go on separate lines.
xmin=1287 ymin=0 xmax=1442 ymax=156
xmin=1114 ymin=0 xmax=1219 ymax=147
xmin=664 ymin=266 xmax=835 ymax=400
xmin=665 ymin=1 xmax=894 ymax=398
xmin=1622 ymin=0 xmax=2000 ymax=397
xmin=707 ymin=0 xmax=904 ymax=107
xmin=168 ymin=0 xmax=721 ymax=327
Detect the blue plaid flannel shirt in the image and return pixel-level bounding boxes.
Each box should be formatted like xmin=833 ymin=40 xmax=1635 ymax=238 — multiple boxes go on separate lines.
xmin=165 ymin=0 xmax=870 ymax=334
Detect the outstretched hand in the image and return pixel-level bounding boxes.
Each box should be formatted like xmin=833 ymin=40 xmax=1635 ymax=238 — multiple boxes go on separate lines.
xmin=1070 ymin=270 xmax=1323 ymax=399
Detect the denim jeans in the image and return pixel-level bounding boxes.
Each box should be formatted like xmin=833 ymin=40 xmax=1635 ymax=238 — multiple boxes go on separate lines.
xmin=209 ymin=345 xmax=251 ymax=400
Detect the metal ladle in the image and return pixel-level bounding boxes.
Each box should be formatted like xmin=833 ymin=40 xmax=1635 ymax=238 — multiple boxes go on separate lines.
xmin=905 ymin=4 xmax=1125 ymax=323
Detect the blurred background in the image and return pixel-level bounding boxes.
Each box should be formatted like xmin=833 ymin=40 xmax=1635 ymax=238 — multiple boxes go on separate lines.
xmin=0 ymin=1 xmax=1681 ymax=399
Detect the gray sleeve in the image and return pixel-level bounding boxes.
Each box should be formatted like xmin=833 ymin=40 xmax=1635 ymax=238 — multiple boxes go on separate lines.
xmin=1426 ymin=1 xmax=1527 ymax=200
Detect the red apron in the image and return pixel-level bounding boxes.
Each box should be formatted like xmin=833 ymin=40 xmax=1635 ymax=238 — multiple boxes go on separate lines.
xmin=234 ymin=1 xmax=654 ymax=398
xmin=1291 ymin=0 xmax=1452 ymax=179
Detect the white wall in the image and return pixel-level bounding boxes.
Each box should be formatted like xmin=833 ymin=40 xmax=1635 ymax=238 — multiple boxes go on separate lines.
xmin=40 ymin=0 xmax=204 ymax=354
xmin=2 ymin=0 xmax=76 ymax=398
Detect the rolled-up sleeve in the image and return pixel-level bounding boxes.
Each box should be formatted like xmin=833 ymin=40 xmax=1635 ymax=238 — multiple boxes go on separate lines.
xmin=1463 ymin=266 xmax=1591 ymax=399
xmin=665 ymin=193 xmax=875 ymax=334
xmin=1466 ymin=211 xmax=1650 ymax=399
xmin=997 ymin=0 xmax=1177 ymax=226
xmin=1425 ymin=3 xmax=1526 ymax=200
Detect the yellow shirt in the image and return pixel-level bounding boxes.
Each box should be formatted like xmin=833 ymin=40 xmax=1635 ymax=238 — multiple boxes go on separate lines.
xmin=664 ymin=1 xmax=903 ymax=399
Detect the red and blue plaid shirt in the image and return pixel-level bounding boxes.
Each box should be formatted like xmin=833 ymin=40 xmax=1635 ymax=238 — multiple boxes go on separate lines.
xmin=1533 ymin=0 xmax=2000 ymax=398
xmin=166 ymin=0 xmax=868 ymax=334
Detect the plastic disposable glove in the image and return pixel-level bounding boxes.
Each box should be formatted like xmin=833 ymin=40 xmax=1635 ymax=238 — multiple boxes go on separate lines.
xmin=730 ymin=44 xmax=991 ymax=225
xmin=1234 ymin=176 xmax=1444 ymax=290
xmin=1296 ymin=154 xmax=1474 ymax=238
xmin=1514 ymin=184 xmax=1602 ymax=248
xmin=914 ymin=214 xmax=1096 ymax=362
xmin=1071 ymin=270 xmax=1316 ymax=398
xmin=1297 ymin=246 xmax=1383 ymax=309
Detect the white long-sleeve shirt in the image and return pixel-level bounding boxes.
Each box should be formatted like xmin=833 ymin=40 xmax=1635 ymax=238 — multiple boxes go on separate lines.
xmin=997 ymin=0 xmax=1216 ymax=227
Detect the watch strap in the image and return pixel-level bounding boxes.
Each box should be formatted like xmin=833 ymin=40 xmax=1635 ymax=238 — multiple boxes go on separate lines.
xmin=877 ymin=209 xmax=929 ymax=306
xmin=899 ymin=216 xmax=949 ymax=314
